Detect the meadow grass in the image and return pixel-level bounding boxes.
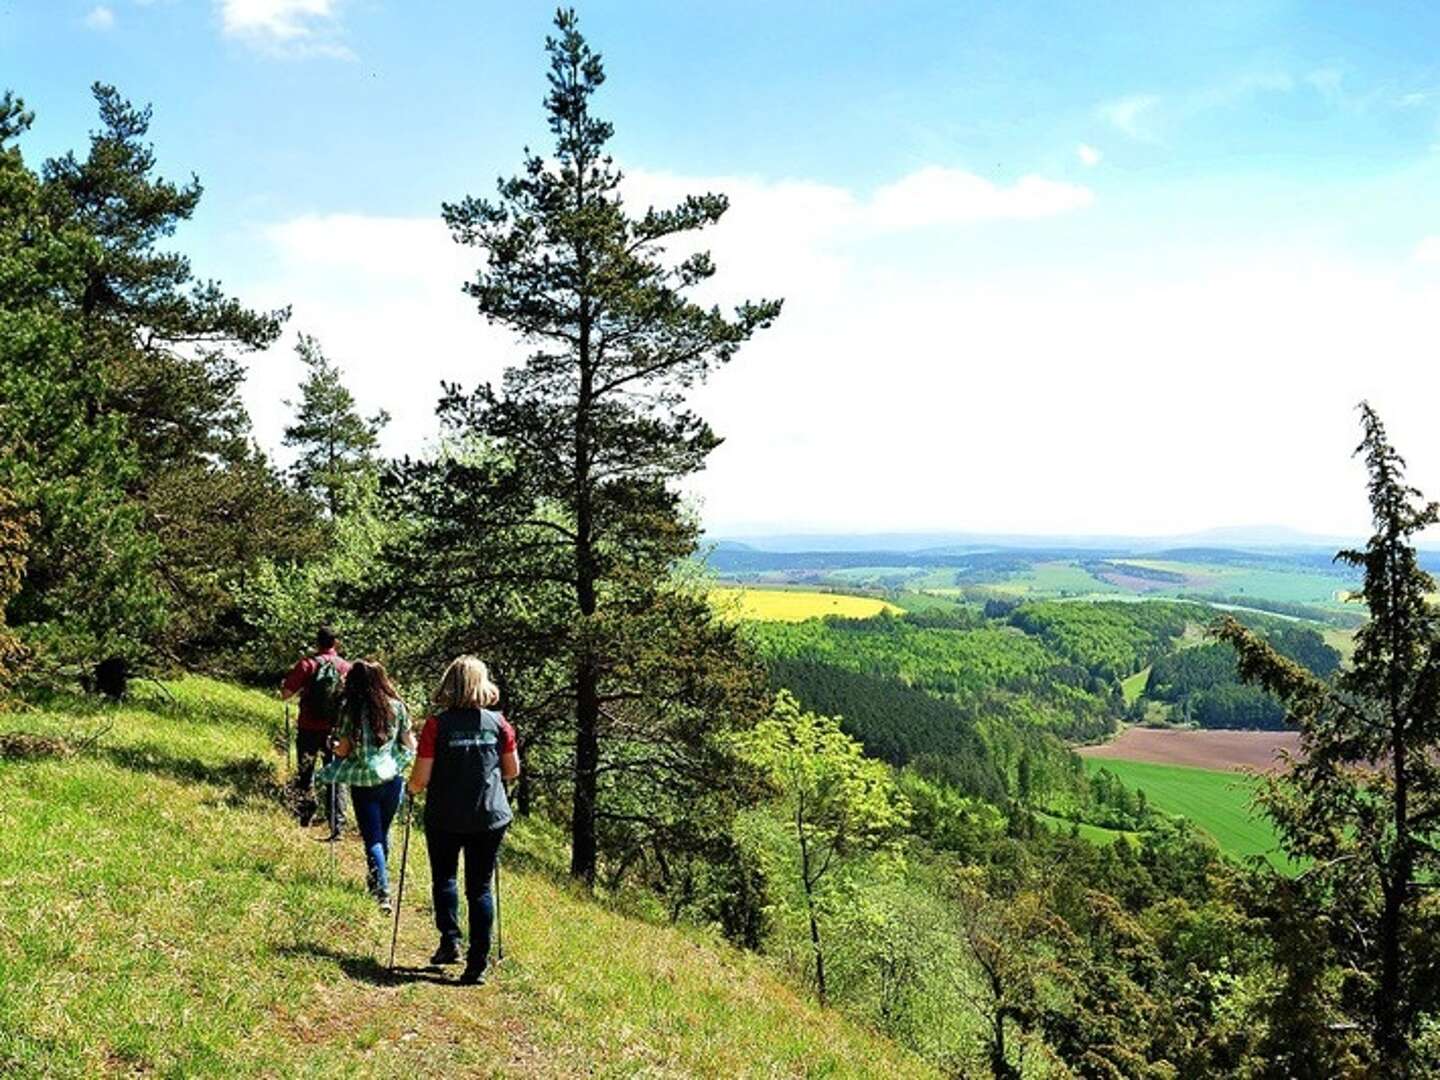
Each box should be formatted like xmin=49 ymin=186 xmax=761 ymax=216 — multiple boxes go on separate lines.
xmin=1322 ymin=627 xmax=1357 ymax=665
xmin=1120 ymin=666 xmax=1151 ymax=706
xmin=0 ymin=677 xmax=933 ymax=1078
xmin=1033 ymin=811 xmax=1139 ymax=846
xmin=710 ymin=586 xmax=902 ymax=623
xmin=1082 ymin=757 xmax=1294 ymax=871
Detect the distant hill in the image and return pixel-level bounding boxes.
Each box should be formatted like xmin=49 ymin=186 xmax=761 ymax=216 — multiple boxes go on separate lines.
xmin=708 ymin=525 xmax=1392 ymax=555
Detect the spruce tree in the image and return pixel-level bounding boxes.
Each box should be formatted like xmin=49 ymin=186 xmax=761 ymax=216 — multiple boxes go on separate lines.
xmin=283 ymin=334 xmax=389 ymax=515
xmin=439 ymin=9 xmax=780 ymax=884
xmin=1215 ymin=402 xmax=1440 ymax=1074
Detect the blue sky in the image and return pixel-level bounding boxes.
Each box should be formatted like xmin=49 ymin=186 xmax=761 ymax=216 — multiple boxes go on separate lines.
xmin=5 ymin=1 xmax=1440 ymax=537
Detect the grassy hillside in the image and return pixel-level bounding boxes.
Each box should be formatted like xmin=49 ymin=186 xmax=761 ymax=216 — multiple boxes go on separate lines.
xmin=1120 ymin=666 xmax=1150 ymax=706
xmin=1033 ymin=811 xmax=1139 ymax=846
xmin=1081 ymin=757 xmax=1293 ymax=870
xmin=0 ymin=678 xmax=933 ymax=1078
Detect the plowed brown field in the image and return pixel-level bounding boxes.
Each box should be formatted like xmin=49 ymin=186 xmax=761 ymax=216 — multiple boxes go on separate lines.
xmin=1079 ymin=727 xmax=1301 ymax=772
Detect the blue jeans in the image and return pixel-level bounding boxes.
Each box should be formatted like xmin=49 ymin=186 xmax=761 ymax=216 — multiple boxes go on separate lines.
xmin=426 ymin=825 xmax=506 ymax=966
xmin=350 ymin=776 xmax=403 ymax=897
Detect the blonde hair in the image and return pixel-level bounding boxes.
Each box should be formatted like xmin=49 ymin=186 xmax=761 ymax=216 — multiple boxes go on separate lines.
xmin=433 ymin=655 xmax=500 ymax=711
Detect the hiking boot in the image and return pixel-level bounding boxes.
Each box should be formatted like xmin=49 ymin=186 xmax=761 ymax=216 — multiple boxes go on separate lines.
xmin=376 ymin=893 xmax=393 ymax=916
xmin=457 ymin=961 xmax=488 ymax=986
xmin=429 ymin=938 xmax=462 ymax=965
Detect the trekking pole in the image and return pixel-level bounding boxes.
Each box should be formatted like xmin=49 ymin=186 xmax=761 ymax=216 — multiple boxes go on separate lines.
xmin=389 ymin=793 xmax=412 ymax=971
xmin=328 ymin=778 xmax=338 ymax=880
xmin=283 ymin=702 xmax=292 ymax=771
xmin=494 ymin=852 xmax=503 ymax=962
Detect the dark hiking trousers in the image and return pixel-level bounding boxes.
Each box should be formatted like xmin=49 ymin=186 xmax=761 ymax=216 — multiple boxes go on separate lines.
xmin=426 ymin=824 xmax=506 ymax=967
xmin=295 ymin=728 xmax=348 ymax=830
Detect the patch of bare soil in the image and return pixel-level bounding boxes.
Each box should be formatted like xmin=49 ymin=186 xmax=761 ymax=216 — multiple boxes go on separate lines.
xmin=1079 ymin=726 xmax=1301 ymax=772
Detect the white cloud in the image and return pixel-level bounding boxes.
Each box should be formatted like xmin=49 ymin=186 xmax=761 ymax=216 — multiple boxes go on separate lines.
xmin=239 ymin=213 xmax=512 ymax=458
xmin=1077 ymin=144 xmax=1102 ymax=167
xmin=83 ymin=5 xmax=116 ymax=30
xmin=217 ymin=0 xmax=352 ymax=57
xmin=1413 ymin=237 xmax=1440 ymax=264
xmin=865 ymin=168 xmax=1093 ymax=228
xmin=239 ymin=163 xmax=1093 ymax=469
xmin=1099 ymin=94 xmax=1160 ymax=140
xmin=235 ymin=166 xmax=1440 ymax=539
xmin=1306 ymin=66 xmax=1345 ymax=101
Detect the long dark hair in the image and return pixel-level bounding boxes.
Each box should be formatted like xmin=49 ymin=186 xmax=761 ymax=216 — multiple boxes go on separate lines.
xmin=342 ymin=660 xmax=400 ymax=743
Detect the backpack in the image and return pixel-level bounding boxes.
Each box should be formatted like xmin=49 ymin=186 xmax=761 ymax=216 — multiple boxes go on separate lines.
xmin=306 ymin=657 xmax=344 ymax=730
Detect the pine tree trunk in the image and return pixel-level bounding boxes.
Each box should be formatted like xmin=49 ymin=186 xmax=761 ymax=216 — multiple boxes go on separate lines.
xmin=1377 ymin=726 xmax=1409 ymax=1072
xmin=1376 ymin=572 xmax=1408 ymax=1074
xmin=515 ymin=737 xmax=532 ymax=817
xmin=571 ymin=655 xmax=600 ymax=886
xmin=568 ymin=304 xmax=599 ymax=887
xmin=1377 ymin=882 xmax=1403 ymax=1072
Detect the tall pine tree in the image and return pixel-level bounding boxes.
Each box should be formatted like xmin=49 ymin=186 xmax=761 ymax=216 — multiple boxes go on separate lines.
xmin=0 ymin=91 xmax=163 ymax=664
xmin=283 ymin=334 xmax=389 ymax=516
xmin=42 ymin=84 xmax=284 ymax=475
xmin=32 ymin=83 xmax=300 ymax=666
xmin=438 ymin=8 xmax=780 ymax=884
xmin=1215 ymin=403 xmax=1440 ymax=1074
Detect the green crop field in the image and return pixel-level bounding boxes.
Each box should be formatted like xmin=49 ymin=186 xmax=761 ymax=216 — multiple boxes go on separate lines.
xmin=988 ymin=561 xmax=1119 ymax=597
xmin=1112 ymin=559 xmax=1355 ymax=610
xmin=710 ymin=586 xmax=902 ymax=622
xmin=1082 ymin=757 xmax=1295 ymax=870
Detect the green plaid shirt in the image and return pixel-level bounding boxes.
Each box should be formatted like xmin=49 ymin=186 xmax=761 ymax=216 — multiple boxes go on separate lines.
xmin=316 ymin=700 xmax=415 ymax=788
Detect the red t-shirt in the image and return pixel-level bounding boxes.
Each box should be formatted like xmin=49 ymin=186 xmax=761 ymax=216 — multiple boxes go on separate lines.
xmin=282 ymin=649 xmax=352 ymax=732
xmin=417 ymin=712 xmax=516 ymax=759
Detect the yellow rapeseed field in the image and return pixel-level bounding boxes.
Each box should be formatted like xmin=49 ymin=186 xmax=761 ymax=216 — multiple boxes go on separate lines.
xmin=709 ymin=586 xmax=901 ymax=622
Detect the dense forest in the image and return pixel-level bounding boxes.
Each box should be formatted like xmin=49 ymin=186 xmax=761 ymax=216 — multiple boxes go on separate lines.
xmin=5 ymin=11 xmax=1440 ymax=1078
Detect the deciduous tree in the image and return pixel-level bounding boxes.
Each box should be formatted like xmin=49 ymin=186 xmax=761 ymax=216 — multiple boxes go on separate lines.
xmin=742 ymin=691 xmax=909 ymax=1005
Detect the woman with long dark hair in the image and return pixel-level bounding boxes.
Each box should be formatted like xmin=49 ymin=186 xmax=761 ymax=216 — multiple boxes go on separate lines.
xmin=318 ymin=659 xmax=416 ymax=911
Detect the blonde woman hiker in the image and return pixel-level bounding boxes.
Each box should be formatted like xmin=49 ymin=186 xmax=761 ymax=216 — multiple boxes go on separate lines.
xmin=407 ymin=655 xmax=519 ymax=985
xmin=317 ymin=659 xmax=416 ymax=913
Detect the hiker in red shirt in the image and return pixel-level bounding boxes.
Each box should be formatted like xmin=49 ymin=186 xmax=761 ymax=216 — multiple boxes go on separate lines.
xmin=280 ymin=626 xmax=352 ymax=834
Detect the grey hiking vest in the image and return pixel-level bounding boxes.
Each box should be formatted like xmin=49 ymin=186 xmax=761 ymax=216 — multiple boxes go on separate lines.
xmin=424 ymin=708 xmax=513 ymax=834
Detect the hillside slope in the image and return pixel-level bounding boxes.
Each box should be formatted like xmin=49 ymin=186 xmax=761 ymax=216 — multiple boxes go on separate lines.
xmin=0 ymin=678 xmax=933 ymax=1078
